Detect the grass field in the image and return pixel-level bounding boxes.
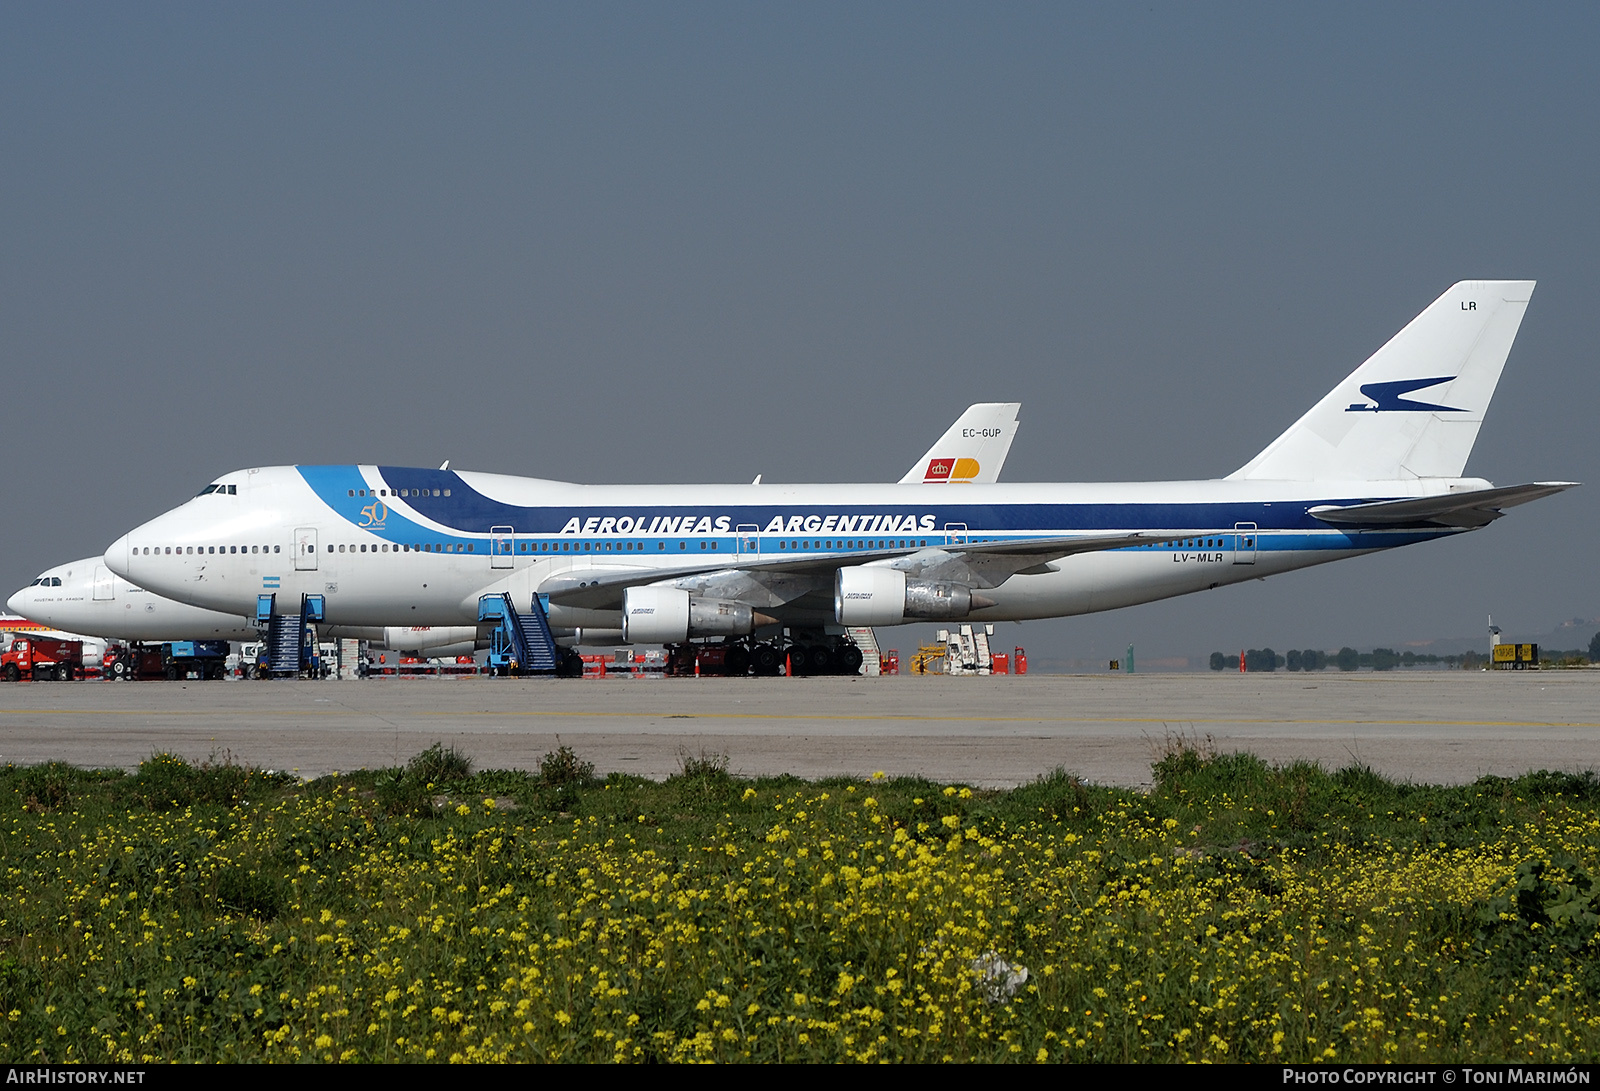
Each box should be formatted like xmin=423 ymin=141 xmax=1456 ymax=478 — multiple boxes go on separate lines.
xmin=4 ymin=737 xmax=1600 ymax=1063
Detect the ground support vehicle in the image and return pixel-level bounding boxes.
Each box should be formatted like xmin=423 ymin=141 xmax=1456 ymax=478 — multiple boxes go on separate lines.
xmin=105 ymin=641 xmax=230 ymax=681
xmin=479 ymin=594 xmax=581 ymax=677
xmin=253 ymin=593 xmax=326 ymax=679
xmin=1 ymin=636 xmax=83 ymax=681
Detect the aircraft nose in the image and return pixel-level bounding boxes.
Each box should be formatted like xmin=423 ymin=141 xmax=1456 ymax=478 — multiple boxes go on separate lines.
xmin=106 ymin=533 xmax=132 ymax=578
xmin=5 ymin=589 xmax=25 ymax=616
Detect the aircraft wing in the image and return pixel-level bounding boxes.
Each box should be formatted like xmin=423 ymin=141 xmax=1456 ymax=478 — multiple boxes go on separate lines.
xmin=538 ymin=530 xmax=1186 ymax=610
xmin=1308 ymin=481 xmax=1578 ymax=529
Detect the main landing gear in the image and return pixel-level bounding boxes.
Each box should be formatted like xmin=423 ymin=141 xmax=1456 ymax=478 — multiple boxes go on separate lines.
xmin=664 ymin=635 xmax=864 ymax=677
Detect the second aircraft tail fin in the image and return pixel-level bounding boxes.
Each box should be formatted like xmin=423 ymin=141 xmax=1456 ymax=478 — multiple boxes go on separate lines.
xmin=1229 ymin=281 xmax=1535 ymax=481
xmin=900 ymin=403 xmax=1021 ymax=484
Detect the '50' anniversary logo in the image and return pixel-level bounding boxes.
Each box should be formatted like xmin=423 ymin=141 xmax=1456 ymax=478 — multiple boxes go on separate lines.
xmin=358 ymin=499 xmax=388 ymax=528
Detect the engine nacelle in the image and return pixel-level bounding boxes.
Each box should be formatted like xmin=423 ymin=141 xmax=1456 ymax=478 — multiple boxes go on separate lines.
xmin=834 ymin=567 xmax=977 ymax=625
xmin=621 ymin=587 xmax=759 ymax=643
xmin=380 ymin=625 xmax=482 ymax=652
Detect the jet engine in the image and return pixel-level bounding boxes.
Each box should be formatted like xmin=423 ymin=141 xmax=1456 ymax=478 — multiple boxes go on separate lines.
xmin=379 ymin=625 xmax=482 ymax=652
xmin=833 ymin=567 xmax=987 ymax=625
xmin=621 ymin=586 xmax=767 ymax=644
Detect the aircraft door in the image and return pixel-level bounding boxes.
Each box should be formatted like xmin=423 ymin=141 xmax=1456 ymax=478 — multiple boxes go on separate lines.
xmin=92 ymin=565 xmax=115 ymax=601
xmin=295 ymin=527 xmax=319 ymax=571
xmin=1232 ymin=522 xmax=1257 ymax=565
xmin=490 ymin=526 xmax=515 ymax=569
xmin=944 ymin=523 xmax=968 ymax=546
xmin=735 ymin=524 xmax=760 ymax=559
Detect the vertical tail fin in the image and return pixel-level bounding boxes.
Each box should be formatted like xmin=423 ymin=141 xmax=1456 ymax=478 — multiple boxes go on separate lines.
xmin=1229 ymin=281 xmax=1535 ymax=481
xmin=899 ymin=403 xmax=1021 ymax=484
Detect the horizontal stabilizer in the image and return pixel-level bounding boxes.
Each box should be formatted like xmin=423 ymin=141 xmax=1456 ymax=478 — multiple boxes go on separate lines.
xmin=1309 ymin=482 xmax=1578 ymax=528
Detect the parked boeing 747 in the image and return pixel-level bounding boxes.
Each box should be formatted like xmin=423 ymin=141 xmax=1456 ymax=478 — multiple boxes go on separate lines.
xmin=11 ymin=403 xmax=1019 ymax=655
xmin=102 ymin=283 xmax=1574 ymax=667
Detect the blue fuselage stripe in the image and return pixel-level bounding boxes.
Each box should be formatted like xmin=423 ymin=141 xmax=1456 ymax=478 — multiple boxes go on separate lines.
xmin=295 ymin=466 xmax=1456 ymax=556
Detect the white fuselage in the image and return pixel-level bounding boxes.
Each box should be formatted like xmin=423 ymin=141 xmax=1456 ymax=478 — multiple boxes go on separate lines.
xmin=103 ymin=465 xmax=1469 ymax=632
xmin=7 ymin=557 xmax=260 ymax=642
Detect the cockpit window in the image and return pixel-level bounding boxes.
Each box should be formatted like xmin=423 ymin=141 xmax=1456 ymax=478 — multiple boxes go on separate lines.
xmin=51 ymin=578 xmax=62 ymax=586
xmin=197 ymin=484 xmax=218 ymax=496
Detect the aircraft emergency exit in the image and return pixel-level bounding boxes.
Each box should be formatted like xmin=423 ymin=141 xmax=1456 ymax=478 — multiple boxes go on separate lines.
xmin=103 ymin=282 xmax=1574 ymax=654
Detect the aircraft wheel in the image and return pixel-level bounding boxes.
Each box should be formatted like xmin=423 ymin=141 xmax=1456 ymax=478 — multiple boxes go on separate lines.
xmin=751 ymin=643 xmax=781 ymax=676
xmin=785 ymin=647 xmax=807 ymax=676
xmin=724 ymin=644 xmax=751 ymax=677
xmin=837 ymin=644 xmax=864 ymax=676
xmin=807 ymin=644 xmax=834 ymax=674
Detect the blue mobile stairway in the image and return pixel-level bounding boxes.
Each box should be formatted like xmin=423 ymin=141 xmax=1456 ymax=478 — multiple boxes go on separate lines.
xmin=479 ymin=593 xmax=560 ymax=675
xmin=255 ymin=593 xmax=324 ymax=678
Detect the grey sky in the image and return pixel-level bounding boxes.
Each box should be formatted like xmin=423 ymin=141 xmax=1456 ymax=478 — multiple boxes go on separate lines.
xmin=4 ymin=4 xmax=1596 ymax=663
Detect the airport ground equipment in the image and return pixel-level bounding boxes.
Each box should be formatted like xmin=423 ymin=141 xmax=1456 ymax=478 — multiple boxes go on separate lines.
xmin=1 ymin=636 xmax=83 ymax=681
xmin=253 ymin=593 xmax=325 ymax=678
xmin=479 ymin=593 xmax=572 ymax=676
xmin=106 ymin=640 xmax=230 ymax=680
xmin=845 ymin=627 xmax=882 ymax=676
xmin=911 ymin=642 xmax=946 ymax=674
xmin=938 ymin=624 xmax=995 ymax=675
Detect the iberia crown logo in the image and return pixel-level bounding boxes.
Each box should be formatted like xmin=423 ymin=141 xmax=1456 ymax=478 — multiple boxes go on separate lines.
xmin=923 ymin=458 xmax=980 ymax=482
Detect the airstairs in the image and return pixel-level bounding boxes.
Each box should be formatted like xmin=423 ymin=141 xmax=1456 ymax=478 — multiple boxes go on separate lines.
xmin=937 ymin=623 xmax=995 ymax=675
xmin=254 ymin=593 xmax=323 ymax=678
xmin=844 ymin=627 xmax=881 ymax=676
xmin=479 ymin=593 xmax=560 ymax=675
